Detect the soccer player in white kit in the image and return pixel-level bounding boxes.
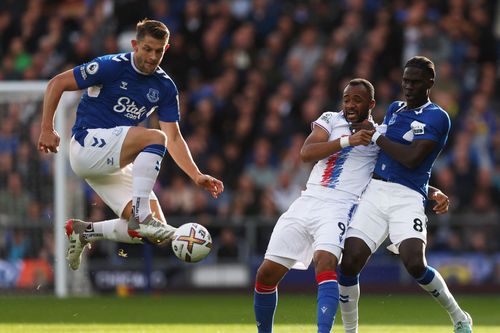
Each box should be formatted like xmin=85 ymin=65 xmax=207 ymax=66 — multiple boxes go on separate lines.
xmin=37 ymin=20 xmax=223 ymax=270
xmin=253 ymin=79 xmax=380 ymax=333
xmin=339 ymin=56 xmax=473 ymax=333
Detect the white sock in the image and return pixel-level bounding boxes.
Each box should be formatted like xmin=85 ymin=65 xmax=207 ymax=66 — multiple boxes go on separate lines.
xmin=84 ymin=219 xmax=142 ymax=244
xmin=132 ymin=146 xmax=165 ymax=222
xmin=417 ymin=266 xmax=467 ymax=324
xmin=339 ymin=283 xmax=359 ymax=333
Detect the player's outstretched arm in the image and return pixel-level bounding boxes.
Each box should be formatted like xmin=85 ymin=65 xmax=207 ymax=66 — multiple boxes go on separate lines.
xmin=159 ymin=121 xmax=224 ymax=198
xmin=38 ymin=70 xmax=80 ymax=154
xmin=428 ymin=185 xmax=450 ymax=215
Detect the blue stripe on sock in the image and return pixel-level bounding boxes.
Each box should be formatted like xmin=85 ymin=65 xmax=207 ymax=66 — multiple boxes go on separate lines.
xmin=143 ymin=144 xmax=166 ymax=158
xmin=416 ymin=266 xmax=436 ymax=285
xmin=338 ymin=270 xmax=359 ymax=286
xmin=317 ymin=281 xmax=339 ymax=333
xmin=254 ymin=290 xmax=277 ymax=333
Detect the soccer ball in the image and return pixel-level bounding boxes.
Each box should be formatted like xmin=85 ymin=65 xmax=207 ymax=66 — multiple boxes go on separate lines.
xmin=171 ymin=223 xmax=212 ymax=263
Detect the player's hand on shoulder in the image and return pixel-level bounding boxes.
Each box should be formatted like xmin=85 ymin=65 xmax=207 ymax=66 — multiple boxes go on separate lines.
xmin=431 ymin=190 xmax=449 ymax=215
xmin=194 ymin=174 xmax=224 ymax=198
xmin=349 ymin=129 xmax=375 ymax=146
xmin=38 ymin=129 xmax=61 ymax=153
xmin=350 ymin=119 xmax=375 ymax=133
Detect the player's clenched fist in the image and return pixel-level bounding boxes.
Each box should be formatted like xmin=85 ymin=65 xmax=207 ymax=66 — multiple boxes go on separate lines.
xmin=350 ymin=119 xmax=375 ymax=133
xmin=38 ymin=129 xmax=61 ymax=153
xmin=349 ymin=129 xmax=375 ymax=146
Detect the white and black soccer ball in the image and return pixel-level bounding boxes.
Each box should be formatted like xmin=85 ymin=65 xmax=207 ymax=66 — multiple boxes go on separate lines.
xmin=171 ymin=223 xmax=212 ymax=263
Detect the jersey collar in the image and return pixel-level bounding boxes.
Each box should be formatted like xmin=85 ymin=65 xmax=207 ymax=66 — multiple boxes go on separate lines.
xmin=130 ymin=52 xmax=151 ymax=76
xmin=396 ymin=100 xmax=432 ymax=113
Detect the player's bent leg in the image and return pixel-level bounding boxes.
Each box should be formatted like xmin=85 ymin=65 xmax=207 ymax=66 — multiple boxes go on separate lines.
xmin=398 ymin=238 xmax=427 ymax=278
xmin=399 ymin=239 xmax=472 ymax=332
xmin=313 ymin=250 xmax=339 ymax=333
xmin=122 ymin=128 xmax=170 ymax=230
xmin=254 ymin=259 xmax=289 ymax=333
xmin=340 ymin=237 xmax=372 ymax=276
xmin=120 ymin=127 xmax=167 ymax=167
xmin=339 ymin=237 xmax=372 ymax=333
xmin=65 ymin=217 xmax=146 ymax=270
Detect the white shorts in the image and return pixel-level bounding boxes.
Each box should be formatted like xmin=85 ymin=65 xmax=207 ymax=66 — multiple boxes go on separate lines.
xmin=69 ymin=127 xmax=158 ymax=217
xmin=346 ymin=179 xmax=427 ymax=253
xmin=265 ymin=191 xmax=357 ymax=270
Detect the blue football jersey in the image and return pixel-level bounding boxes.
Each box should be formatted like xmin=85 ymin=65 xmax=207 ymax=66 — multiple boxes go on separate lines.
xmin=71 ymin=52 xmax=180 ymax=137
xmin=374 ymin=100 xmax=451 ymax=199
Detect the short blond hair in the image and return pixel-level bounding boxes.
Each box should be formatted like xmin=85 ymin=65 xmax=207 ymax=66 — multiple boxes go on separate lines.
xmin=136 ymin=19 xmax=169 ymax=41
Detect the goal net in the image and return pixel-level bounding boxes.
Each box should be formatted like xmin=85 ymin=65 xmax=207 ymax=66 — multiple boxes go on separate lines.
xmin=0 ymin=81 xmax=89 ymax=297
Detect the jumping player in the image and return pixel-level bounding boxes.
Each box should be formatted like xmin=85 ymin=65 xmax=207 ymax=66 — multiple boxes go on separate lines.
xmin=339 ymin=56 xmax=473 ymax=333
xmin=37 ymin=19 xmax=223 ymax=270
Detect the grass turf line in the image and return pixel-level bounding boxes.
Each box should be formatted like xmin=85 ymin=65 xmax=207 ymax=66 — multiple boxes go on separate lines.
xmin=0 ymin=294 xmax=498 ymax=332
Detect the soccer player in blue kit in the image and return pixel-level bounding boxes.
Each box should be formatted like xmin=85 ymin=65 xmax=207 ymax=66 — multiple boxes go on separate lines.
xmin=37 ymin=19 xmax=224 ymax=270
xmin=338 ymin=56 xmax=473 ymax=333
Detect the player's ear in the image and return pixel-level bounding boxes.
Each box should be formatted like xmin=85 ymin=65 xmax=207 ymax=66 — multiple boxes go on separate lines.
xmin=369 ymin=99 xmax=376 ymax=110
xmin=131 ymin=39 xmax=138 ymax=50
xmin=428 ymin=77 xmax=435 ymax=89
xmin=164 ymin=44 xmax=170 ymax=52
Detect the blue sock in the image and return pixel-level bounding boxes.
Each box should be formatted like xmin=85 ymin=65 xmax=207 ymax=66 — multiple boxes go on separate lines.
xmin=338 ymin=269 xmax=359 ymax=287
xmin=254 ymin=283 xmax=277 ymax=333
xmin=415 ymin=266 xmax=436 ymax=285
xmin=316 ymin=271 xmax=339 ymax=333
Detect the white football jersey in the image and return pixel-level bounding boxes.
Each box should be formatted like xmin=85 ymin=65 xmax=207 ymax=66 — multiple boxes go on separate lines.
xmin=304 ymin=111 xmax=384 ymax=198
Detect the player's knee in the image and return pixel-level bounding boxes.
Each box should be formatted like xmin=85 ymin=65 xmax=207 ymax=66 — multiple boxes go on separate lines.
xmin=149 ymin=129 xmax=167 ymax=146
xmin=256 ymin=265 xmax=273 ymax=285
xmin=403 ymin=258 xmax=426 ymax=278
xmin=314 ymin=251 xmax=337 ymax=274
xmin=340 ymin=251 xmax=364 ymax=276
xmin=339 ymin=254 xmax=357 ymax=276
xmin=256 ymin=262 xmax=283 ymax=286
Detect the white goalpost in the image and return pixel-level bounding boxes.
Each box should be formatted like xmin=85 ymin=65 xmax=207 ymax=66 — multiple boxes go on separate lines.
xmin=0 ymin=81 xmax=86 ymax=297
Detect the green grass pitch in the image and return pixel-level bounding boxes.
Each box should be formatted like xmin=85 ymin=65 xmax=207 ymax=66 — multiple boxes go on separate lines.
xmin=0 ymin=293 xmax=498 ymax=332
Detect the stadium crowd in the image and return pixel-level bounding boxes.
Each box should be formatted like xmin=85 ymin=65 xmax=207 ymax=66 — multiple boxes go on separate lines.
xmin=0 ymin=0 xmax=499 ymax=266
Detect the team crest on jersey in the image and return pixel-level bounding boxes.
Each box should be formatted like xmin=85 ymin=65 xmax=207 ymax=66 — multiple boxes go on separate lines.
xmin=388 ymin=113 xmax=398 ymax=125
xmin=411 ymin=121 xmax=426 ymax=135
xmin=86 ymin=62 xmax=99 ymax=75
xmin=147 ymin=88 xmax=159 ymax=103
xmin=320 ymin=112 xmax=332 ymax=124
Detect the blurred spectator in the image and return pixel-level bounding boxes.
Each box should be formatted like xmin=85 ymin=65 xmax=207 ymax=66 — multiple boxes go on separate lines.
xmin=0 ymin=172 xmax=32 ymax=222
xmin=0 ymin=0 xmax=498 ymax=268
xmin=272 ymin=169 xmax=302 ymax=214
xmin=215 ymin=227 xmax=247 ymax=263
xmin=230 ymin=174 xmax=259 ymax=220
xmin=6 ymin=229 xmax=30 ymax=262
xmin=243 ymin=137 xmax=278 ymax=190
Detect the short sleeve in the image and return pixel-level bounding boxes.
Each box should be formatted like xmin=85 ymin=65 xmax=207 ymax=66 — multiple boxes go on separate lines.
xmin=157 ymin=80 xmax=180 ymax=122
xmin=312 ymin=112 xmax=335 ymax=134
xmin=72 ymin=56 xmax=120 ymax=89
xmin=413 ymin=110 xmax=451 ymax=142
